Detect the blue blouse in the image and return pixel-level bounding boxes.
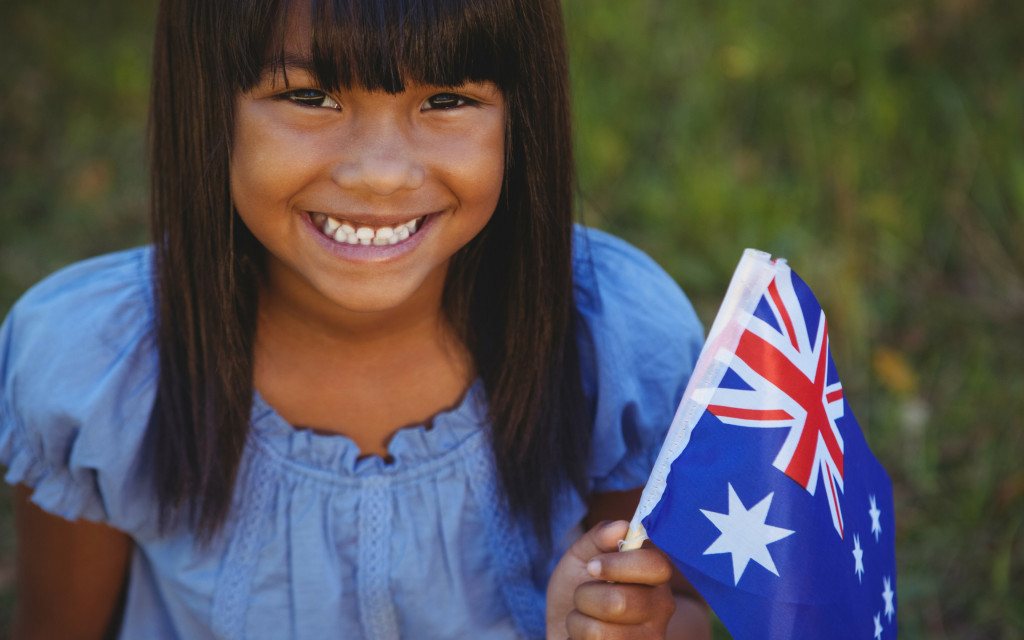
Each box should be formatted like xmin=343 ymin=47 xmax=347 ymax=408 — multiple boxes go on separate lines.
xmin=0 ymin=227 xmax=703 ymax=640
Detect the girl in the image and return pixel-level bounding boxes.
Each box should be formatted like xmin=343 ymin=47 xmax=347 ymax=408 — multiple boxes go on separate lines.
xmin=1 ymin=0 xmax=709 ymax=637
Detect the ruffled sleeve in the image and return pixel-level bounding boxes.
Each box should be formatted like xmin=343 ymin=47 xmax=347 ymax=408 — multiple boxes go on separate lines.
xmin=573 ymin=227 xmax=704 ymax=494
xmin=0 ymin=248 xmax=158 ymax=529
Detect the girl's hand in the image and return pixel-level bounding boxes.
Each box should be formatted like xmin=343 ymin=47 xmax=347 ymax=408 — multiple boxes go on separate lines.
xmin=546 ymin=520 xmax=676 ymax=639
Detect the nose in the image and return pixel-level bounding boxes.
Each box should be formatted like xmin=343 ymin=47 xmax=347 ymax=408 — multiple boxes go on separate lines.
xmin=331 ymin=125 xmax=426 ymax=195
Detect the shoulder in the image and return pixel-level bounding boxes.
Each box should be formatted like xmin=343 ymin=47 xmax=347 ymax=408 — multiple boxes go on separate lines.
xmin=571 ymin=226 xmax=705 ymax=492
xmin=5 ymin=247 xmax=154 ymax=330
xmin=572 ymin=225 xmax=703 ymax=370
xmin=2 ymin=247 xmax=156 ymax=403
xmin=0 ymin=248 xmax=159 ymax=525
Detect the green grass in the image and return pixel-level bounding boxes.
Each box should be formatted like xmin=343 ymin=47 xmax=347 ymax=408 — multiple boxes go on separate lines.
xmin=2 ymin=0 xmax=1022 ymax=637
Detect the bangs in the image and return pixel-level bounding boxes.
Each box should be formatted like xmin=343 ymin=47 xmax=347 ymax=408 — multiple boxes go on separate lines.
xmin=239 ymin=0 xmax=518 ymax=93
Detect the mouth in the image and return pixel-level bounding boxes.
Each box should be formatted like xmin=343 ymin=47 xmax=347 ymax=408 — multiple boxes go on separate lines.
xmin=309 ymin=212 xmax=427 ymax=246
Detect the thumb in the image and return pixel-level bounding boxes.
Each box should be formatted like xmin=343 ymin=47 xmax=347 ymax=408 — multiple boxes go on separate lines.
xmin=567 ymin=520 xmax=629 ymax=566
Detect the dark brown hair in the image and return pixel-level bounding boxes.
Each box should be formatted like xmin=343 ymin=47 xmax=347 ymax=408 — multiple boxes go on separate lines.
xmin=148 ymin=0 xmax=588 ymax=541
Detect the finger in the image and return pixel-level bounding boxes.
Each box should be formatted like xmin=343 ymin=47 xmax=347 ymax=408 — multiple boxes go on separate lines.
xmin=565 ymin=608 xmax=633 ymax=640
xmin=566 ymin=520 xmax=630 ymax=565
xmin=586 ymin=547 xmax=674 ymax=586
xmin=573 ymin=580 xmax=675 ymax=625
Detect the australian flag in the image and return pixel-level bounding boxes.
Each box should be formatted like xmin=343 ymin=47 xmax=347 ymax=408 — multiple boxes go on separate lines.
xmin=625 ymin=249 xmax=897 ymax=639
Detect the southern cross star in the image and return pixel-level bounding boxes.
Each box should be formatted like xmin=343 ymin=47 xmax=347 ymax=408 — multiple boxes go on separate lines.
xmin=853 ymin=534 xmax=865 ymax=582
xmin=869 ymin=495 xmax=882 ymax=542
xmin=882 ymin=576 xmax=895 ymax=622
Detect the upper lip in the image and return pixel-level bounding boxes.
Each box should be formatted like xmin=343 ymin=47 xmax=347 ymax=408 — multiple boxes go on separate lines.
xmin=306 ymin=209 xmax=435 ymax=227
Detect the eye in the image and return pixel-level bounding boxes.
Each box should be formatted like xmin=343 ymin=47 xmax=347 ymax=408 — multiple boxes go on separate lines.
xmin=279 ymin=89 xmax=341 ymax=110
xmin=423 ymin=93 xmax=474 ymax=110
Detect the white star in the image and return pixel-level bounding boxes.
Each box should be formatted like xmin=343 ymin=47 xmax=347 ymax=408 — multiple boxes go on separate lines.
xmin=869 ymin=495 xmax=882 ymax=542
xmin=700 ymin=483 xmax=795 ymax=585
xmin=882 ymin=576 xmax=895 ymax=622
xmin=852 ymin=534 xmax=865 ymax=582
xmin=873 ymin=612 xmax=883 ymax=639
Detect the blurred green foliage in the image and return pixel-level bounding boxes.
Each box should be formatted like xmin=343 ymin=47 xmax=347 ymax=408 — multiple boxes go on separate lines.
xmin=1 ymin=0 xmax=1022 ymax=637
xmin=0 ymin=0 xmax=153 ymax=308
xmin=564 ymin=0 xmax=1024 ymax=636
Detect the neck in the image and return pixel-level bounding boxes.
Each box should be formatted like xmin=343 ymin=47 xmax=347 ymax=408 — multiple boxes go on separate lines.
xmin=249 ymin=258 xmax=475 ymax=451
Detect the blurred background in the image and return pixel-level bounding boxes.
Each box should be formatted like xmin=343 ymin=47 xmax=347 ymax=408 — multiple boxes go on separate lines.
xmin=0 ymin=0 xmax=1021 ymax=637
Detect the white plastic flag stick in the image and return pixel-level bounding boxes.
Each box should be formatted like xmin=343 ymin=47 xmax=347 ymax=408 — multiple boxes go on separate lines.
xmin=621 ymin=249 xmax=782 ymax=551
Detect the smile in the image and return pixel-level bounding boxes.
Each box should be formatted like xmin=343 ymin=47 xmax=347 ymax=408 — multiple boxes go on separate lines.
xmin=310 ymin=212 xmax=425 ymax=246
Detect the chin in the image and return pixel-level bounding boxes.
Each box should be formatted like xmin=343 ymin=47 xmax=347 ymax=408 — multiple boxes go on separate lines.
xmin=315 ymin=276 xmax=439 ymax=317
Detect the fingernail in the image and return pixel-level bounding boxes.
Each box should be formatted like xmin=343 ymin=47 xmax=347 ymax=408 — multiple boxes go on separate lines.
xmin=586 ymin=559 xmax=601 ymax=578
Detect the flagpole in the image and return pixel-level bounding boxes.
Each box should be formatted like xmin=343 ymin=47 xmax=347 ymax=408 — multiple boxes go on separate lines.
xmin=620 ymin=249 xmax=778 ymax=554
xmin=619 ymin=525 xmax=648 ymax=551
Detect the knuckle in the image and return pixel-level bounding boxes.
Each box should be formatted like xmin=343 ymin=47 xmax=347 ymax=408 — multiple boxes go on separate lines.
xmin=642 ymin=550 xmax=675 ymax=583
xmin=656 ymin=556 xmax=676 ymax=583
xmin=576 ymin=582 xmax=627 ymax=619
xmin=656 ymin=590 xmax=677 ymax=618
xmin=605 ymin=588 xmax=628 ymax=617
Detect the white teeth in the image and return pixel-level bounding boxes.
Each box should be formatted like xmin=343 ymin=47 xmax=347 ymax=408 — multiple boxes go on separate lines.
xmin=314 ymin=213 xmax=424 ymax=246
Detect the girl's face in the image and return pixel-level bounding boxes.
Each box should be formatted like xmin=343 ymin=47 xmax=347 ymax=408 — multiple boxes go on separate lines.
xmin=230 ymin=5 xmax=505 ymax=322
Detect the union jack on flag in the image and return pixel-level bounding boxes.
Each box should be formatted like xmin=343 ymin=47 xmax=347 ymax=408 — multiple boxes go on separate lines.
xmin=624 ymin=250 xmax=897 ymax=640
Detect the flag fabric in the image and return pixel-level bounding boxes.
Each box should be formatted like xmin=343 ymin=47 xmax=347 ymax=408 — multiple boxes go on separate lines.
xmin=624 ymin=249 xmax=897 ymax=639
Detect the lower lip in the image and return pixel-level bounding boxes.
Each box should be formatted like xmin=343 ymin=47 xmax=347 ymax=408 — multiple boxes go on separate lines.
xmin=302 ymin=212 xmax=437 ymax=263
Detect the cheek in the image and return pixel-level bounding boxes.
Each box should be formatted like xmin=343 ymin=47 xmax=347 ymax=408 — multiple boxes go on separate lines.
xmin=451 ymin=120 xmax=506 ymax=207
xmin=482 ymin=113 xmax=508 ymax=196
xmin=230 ymin=114 xmax=273 ymax=209
xmin=230 ymin=102 xmax=316 ymax=211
